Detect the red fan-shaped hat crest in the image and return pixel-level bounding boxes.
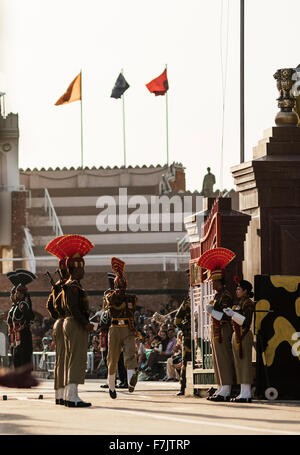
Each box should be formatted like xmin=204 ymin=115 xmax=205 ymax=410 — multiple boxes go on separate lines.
xmin=111 ymin=257 xmax=127 ymax=289
xmin=111 ymin=257 xmax=125 ymax=277
xmin=45 ymin=235 xmax=68 ymax=260
xmin=197 ymin=247 xmax=236 ymax=271
xmin=56 ymin=234 xmax=94 ymax=259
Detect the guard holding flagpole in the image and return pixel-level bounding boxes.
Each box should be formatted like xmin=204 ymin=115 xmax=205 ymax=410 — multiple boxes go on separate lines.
xmin=197 ymin=248 xmax=236 ymax=402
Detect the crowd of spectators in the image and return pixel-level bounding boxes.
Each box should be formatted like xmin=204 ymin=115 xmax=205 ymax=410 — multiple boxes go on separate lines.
xmin=86 ymin=303 xmax=183 ymax=382
xmin=28 ymin=301 xmax=183 ymax=382
xmin=31 ymin=317 xmax=55 ymax=352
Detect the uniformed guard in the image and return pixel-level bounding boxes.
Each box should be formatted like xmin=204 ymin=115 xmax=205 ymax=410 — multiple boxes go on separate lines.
xmin=174 ymin=268 xmax=191 ymax=396
xmin=6 ymin=269 xmax=36 ymax=369
xmin=197 ymin=248 xmax=236 ymax=402
xmin=223 ymin=277 xmax=255 ymax=403
xmin=45 ymin=235 xmax=69 ymax=405
xmin=57 ymin=234 xmax=95 ymax=408
xmin=104 ymin=257 xmax=138 ymax=399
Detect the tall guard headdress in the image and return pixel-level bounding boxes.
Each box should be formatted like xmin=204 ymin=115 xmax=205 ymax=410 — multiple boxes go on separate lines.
xmin=197 ymin=247 xmax=235 ymax=281
xmin=111 ymin=257 xmax=127 ymax=290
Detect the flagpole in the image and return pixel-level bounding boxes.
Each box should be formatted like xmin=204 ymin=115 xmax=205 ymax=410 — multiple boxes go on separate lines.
xmin=165 ymin=64 xmax=169 ymax=166
xmin=240 ymin=0 xmax=245 ymax=164
xmin=121 ymin=68 xmax=127 ymax=167
xmin=80 ymin=69 xmax=84 ymax=168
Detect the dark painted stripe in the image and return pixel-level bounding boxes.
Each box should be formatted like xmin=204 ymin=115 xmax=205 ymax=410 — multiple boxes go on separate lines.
xmin=0 ymin=289 xmax=186 ymax=297
xmin=28 ymin=186 xmax=161 ymax=197
xmin=32 ymin=243 xmax=180 ymax=254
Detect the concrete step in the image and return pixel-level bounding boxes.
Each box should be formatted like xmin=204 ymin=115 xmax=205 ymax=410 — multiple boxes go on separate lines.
xmin=36 ymin=262 xmax=187 ymax=273
xmin=28 ymin=185 xmax=160 ymax=198
xmin=32 ymin=241 xmax=179 ymax=256
xmin=31 ymin=231 xmax=182 ymax=247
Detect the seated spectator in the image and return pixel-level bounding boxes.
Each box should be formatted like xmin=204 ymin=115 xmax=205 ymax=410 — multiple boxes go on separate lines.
xmin=151 ymin=335 xmax=163 ymax=354
xmin=90 ymin=335 xmax=102 ymax=372
xmin=159 ymin=330 xmax=169 ymax=351
xmin=145 ymin=328 xmax=177 ymax=379
xmin=143 ymin=335 xmax=152 ymax=350
xmin=136 ymin=337 xmax=146 ymax=370
xmin=158 ymin=324 xmax=168 ymax=337
xmin=145 ymin=326 xmax=156 ymax=345
xmin=164 ymin=331 xmax=183 ymax=382
xmin=31 ymin=320 xmax=44 ymax=351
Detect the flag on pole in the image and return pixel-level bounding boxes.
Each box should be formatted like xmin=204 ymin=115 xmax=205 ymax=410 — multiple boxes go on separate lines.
xmin=55 ymin=72 xmax=81 ymax=106
xmin=111 ymin=73 xmax=130 ymax=99
xmin=146 ymin=69 xmax=169 ymax=96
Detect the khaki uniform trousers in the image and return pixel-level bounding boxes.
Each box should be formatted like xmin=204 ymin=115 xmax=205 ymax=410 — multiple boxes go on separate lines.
xmin=63 ymin=317 xmax=88 ymax=385
xmin=211 ymin=321 xmax=235 ymax=386
xmin=107 ymin=326 xmax=137 ymax=375
xmin=232 ymin=330 xmax=253 ymax=384
xmin=52 ymin=318 xmax=65 ymax=390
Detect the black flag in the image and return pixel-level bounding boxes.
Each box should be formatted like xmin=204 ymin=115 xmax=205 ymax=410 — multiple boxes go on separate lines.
xmin=111 ymin=73 xmax=130 ymax=99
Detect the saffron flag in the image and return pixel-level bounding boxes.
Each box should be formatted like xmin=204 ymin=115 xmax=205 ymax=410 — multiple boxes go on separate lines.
xmin=111 ymin=73 xmax=130 ymax=99
xmin=55 ymin=72 xmax=81 ymax=106
xmin=146 ymin=69 xmax=169 ymax=96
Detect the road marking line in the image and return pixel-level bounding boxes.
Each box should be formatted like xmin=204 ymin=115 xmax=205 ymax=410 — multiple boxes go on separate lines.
xmin=102 ymin=408 xmax=300 ymax=435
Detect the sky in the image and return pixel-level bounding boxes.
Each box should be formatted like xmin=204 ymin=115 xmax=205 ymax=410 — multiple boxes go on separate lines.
xmin=0 ymin=0 xmax=300 ymax=193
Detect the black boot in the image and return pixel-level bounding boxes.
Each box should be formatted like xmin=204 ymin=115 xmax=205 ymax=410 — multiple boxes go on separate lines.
xmin=176 ymin=383 xmax=185 ymax=396
xmin=109 ymin=389 xmax=117 ymax=399
xmin=67 ymin=400 xmax=92 ymax=408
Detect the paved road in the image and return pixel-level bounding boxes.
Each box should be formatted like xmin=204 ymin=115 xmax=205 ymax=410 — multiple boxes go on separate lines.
xmin=0 ymin=379 xmax=299 ymax=436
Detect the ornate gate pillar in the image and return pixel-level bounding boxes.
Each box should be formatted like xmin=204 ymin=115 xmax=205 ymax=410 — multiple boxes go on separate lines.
xmin=231 ymin=126 xmax=300 ymax=282
xmin=184 ymin=196 xmax=250 ymax=392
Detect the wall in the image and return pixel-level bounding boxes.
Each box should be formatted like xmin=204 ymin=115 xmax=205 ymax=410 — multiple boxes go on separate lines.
xmin=0 ymin=270 xmax=189 ymax=318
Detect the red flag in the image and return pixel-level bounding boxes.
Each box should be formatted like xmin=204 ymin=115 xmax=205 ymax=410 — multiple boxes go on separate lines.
xmin=146 ymin=69 xmax=169 ymax=96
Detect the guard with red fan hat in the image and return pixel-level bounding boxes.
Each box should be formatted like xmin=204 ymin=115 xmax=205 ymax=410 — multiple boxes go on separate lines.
xmin=45 ymin=235 xmax=70 ymax=406
xmin=103 ymin=257 xmax=138 ymax=399
xmin=197 ymin=247 xmax=236 ymax=402
xmin=223 ymin=276 xmax=255 ymax=403
xmin=56 ymin=235 xmax=95 ymax=407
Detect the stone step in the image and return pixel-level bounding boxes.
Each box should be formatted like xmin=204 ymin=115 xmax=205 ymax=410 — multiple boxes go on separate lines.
xmin=32 ymin=231 xmax=182 ymax=247
xmin=36 ymin=262 xmax=187 ymax=273
xmin=32 ymin=241 xmax=179 ymax=256
xmin=28 ymin=185 xmax=160 ymax=198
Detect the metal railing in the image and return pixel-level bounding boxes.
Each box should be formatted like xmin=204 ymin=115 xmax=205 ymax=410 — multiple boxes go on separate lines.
xmin=32 ymin=351 xmax=94 ymax=376
xmin=23 ymin=227 xmax=36 ymax=274
xmin=44 ymin=188 xmax=63 ymax=236
xmin=0 ymin=253 xmax=190 ymax=272
xmin=177 ymin=234 xmax=190 ymax=254
xmin=190 ymin=281 xmax=215 ymax=387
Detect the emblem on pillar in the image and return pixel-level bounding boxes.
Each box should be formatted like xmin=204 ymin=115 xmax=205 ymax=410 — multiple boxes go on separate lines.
xmin=274 ymin=68 xmax=299 ymax=126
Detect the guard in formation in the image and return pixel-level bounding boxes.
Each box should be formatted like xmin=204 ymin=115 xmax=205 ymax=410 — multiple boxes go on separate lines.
xmin=198 ymin=247 xmax=255 ymax=403
xmin=45 ymin=235 xmax=68 ymax=405
xmin=6 ymin=269 xmax=36 ymax=369
xmin=99 ymin=271 xmax=129 ymax=390
xmin=174 ymin=268 xmax=192 ymax=396
xmin=224 ymin=277 xmax=255 ymax=403
xmin=103 ymin=257 xmax=138 ymax=399
xmin=45 ymin=234 xmax=95 ymax=407
xmin=197 ymin=247 xmax=236 ymax=402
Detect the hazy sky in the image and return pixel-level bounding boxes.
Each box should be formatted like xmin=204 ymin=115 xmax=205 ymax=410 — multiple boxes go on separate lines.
xmin=1 ymin=0 xmax=299 ymax=192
